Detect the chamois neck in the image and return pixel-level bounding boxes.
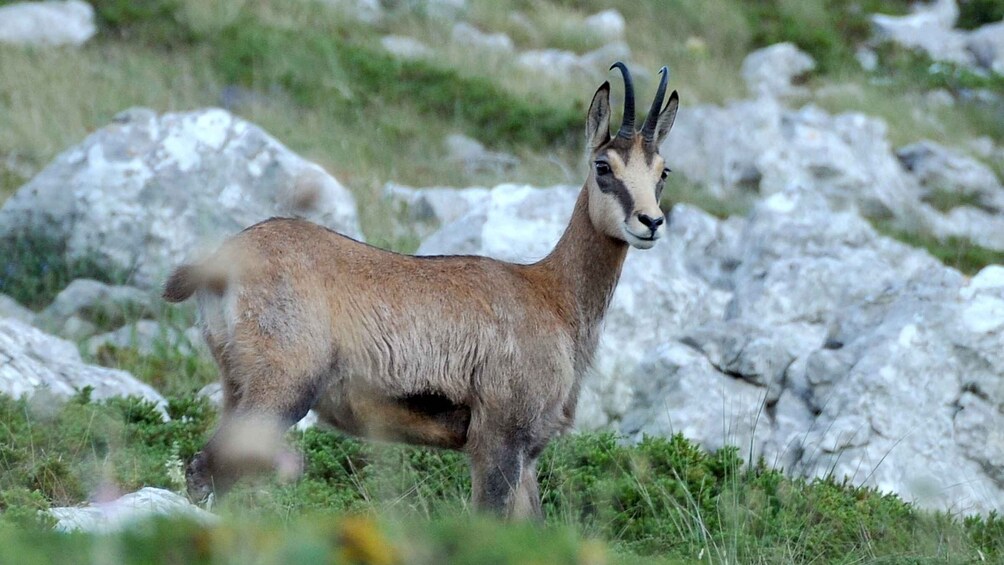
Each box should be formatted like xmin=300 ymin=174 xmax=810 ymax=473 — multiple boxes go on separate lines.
xmin=538 ymin=186 xmax=628 ymax=355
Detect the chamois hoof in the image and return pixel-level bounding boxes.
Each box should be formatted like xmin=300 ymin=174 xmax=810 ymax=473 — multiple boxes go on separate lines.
xmin=185 ymin=451 xmax=214 ymax=505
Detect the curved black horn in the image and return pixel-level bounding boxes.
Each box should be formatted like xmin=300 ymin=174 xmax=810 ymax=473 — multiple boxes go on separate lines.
xmin=642 ymin=66 xmax=669 ymax=143
xmin=610 ymin=62 xmax=635 ymax=139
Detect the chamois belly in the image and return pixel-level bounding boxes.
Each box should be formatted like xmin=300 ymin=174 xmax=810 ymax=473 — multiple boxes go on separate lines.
xmin=312 ymin=381 xmax=471 ymax=450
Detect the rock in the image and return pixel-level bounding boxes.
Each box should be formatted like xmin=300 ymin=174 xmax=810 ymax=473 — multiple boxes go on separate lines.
xmin=424 ymin=0 xmax=466 ymax=20
xmin=968 ymin=21 xmax=1004 ymax=75
xmin=0 ymin=318 xmax=166 ymax=413
xmin=619 ymin=187 xmax=1004 ymax=513
xmin=871 ymin=0 xmax=975 ymax=67
xmin=741 ymin=43 xmax=815 ymax=99
xmin=924 ymin=88 xmax=956 ymax=108
xmin=664 ymin=98 xmax=916 ymax=217
xmin=58 ymin=315 xmax=98 ymax=341
xmin=583 ymin=9 xmax=625 ymax=42
xmin=85 ymin=320 xmax=197 ymax=358
xmin=896 ymin=140 xmax=1004 ymax=211
xmin=50 ymin=487 xmax=217 ymax=533
xmin=317 ymin=0 xmax=382 ymax=24
xmin=417 ymin=184 xmax=578 ymax=261
xmin=450 ymin=22 xmax=513 ymax=54
xmin=856 ymin=47 xmax=879 ymax=72
xmin=517 ymin=42 xmax=631 ymax=82
xmin=38 ymin=279 xmax=154 ymax=334
xmin=620 ymin=341 xmax=768 ymax=457
xmin=198 ymin=382 xmax=316 ymax=430
xmin=381 ymin=35 xmax=431 ymax=60
xmin=0 ymin=294 xmax=35 ymax=326
xmin=444 ymin=134 xmax=519 ymax=175
xmin=968 ymin=136 xmax=997 ymax=159
xmin=383 ymin=183 xmax=490 ymax=242
xmin=0 ymin=0 xmax=95 ymax=47
xmin=0 ymin=108 xmax=362 ymax=290
xmin=660 ymin=95 xmax=1004 ymax=251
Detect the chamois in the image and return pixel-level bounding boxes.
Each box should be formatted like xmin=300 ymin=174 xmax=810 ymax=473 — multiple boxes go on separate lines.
xmin=163 ymin=62 xmax=679 ymax=519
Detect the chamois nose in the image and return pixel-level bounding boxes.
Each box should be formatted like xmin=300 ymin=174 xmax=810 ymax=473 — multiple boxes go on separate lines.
xmin=637 ymin=213 xmax=664 ymax=232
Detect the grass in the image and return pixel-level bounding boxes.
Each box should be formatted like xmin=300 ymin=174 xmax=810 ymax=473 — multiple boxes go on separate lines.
xmin=874 ymin=223 xmax=1004 ymax=275
xmin=0 ymin=388 xmax=1002 ymax=563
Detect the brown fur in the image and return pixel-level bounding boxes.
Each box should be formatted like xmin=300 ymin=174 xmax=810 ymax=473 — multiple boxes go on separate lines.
xmin=165 ymin=67 xmax=680 ymax=519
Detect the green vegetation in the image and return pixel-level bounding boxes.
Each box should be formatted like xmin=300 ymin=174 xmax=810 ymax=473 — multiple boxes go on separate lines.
xmin=1 ymin=390 xmax=1002 ymax=563
xmin=0 ymin=233 xmax=126 ymax=310
xmin=957 ymin=0 xmax=1004 ymax=29
xmin=875 ymin=223 xmax=1004 ymax=275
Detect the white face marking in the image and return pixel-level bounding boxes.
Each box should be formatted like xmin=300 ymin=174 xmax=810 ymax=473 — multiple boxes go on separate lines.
xmin=588 ymin=138 xmax=667 ymax=249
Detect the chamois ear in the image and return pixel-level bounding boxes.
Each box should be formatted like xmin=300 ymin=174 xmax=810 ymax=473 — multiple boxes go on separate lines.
xmin=654 ymin=90 xmax=679 ymax=146
xmin=585 ymin=81 xmax=612 ymax=151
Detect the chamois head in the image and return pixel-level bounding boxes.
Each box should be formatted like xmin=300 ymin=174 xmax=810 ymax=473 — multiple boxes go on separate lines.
xmin=584 ymin=62 xmax=679 ymax=250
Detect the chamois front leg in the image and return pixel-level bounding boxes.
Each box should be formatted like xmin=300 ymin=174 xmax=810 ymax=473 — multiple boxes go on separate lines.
xmin=187 ymin=370 xmax=321 ymax=503
xmin=468 ymin=427 xmax=544 ymax=520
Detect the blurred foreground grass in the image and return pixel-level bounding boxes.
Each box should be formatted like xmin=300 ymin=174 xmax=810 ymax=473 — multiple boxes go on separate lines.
xmin=2 ymin=391 xmax=1004 ymax=564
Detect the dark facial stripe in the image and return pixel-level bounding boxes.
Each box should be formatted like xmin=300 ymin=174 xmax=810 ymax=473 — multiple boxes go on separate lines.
xmin=597 ymin=176 xmax=634 ymax=220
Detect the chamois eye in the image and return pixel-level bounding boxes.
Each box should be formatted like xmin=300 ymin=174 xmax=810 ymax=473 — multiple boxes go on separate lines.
xmin=594 ymin=161 xmax=611 ymax=176
xmin=661 ymin=168 xmax=671 ymax=180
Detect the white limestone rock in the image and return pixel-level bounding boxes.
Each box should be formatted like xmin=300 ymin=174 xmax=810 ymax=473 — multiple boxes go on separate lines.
xmin=50 ymin=487 xmax=217 ymax=533
xmin=0 ymin=0 xmax=95 ymax=47
xmin=0 ymin=318 xmax=167 ymax=414
xmin=0 ymin=108 xmax=362 ymax=290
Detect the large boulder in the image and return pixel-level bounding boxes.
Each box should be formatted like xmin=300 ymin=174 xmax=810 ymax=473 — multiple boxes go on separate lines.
xmin=621 ymin=188 xmax=1004 ymax=514
xmin=0 ymin=0 xmax=95 ymax=47
xmin=0 ymin=108 xmax=362 ymax=290
xmin=0 ymin=318 xmax=166 ymax=413
xmin=50 ymin=487 xmax=217 ymax=533
xmin=871 ymin=0 xmax=975 ymax=67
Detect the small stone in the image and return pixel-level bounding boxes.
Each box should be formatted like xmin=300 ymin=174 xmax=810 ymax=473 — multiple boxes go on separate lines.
xmin=583 ymin=9 xmax=625 ymax=42
xmin=50 ymin=487 xmax=217 ymax=533
xmin=380 ymin=35 xmax=431 ymax=60
xmin=0 ymin=0 xmax=96 ymax=47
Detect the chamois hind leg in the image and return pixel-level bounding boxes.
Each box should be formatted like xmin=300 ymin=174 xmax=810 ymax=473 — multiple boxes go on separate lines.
xmin=186 ymin=362 xmax=322 ymax=503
